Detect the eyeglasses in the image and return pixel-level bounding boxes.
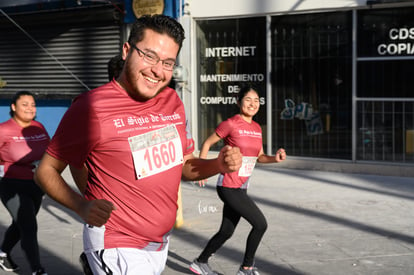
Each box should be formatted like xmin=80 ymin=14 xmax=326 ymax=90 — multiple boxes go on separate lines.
xmin=130 ymin=44 xmax=176 ymax=71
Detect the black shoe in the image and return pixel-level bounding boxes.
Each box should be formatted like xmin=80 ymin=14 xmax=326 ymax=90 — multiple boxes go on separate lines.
xmin=32 ymin=267 xmax=48 ymax=275
xmin=0 ymin=254 xmax=19 ymax=271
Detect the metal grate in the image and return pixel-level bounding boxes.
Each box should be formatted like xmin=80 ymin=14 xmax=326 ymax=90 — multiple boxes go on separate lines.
xmin=0 ymin=6 xmax=122 ymax=99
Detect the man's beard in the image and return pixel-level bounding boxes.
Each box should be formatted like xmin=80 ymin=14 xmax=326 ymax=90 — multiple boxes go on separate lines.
xmin=123 ymin=62 xmax=169 ymax=101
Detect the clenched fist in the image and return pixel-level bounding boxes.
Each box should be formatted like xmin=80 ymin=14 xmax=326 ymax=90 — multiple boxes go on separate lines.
xmin=218 ymin=145 xmax=243 ymax=173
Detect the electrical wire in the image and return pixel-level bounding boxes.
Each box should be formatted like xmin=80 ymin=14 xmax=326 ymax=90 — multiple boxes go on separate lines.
xmin=0 ymin=8 xmax=91 ymax=90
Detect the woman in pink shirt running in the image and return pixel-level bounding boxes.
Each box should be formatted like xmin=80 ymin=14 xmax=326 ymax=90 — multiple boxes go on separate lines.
xmin=190 ymin=84 xmax=287 ymax=275
xmin=0 ymin=91 xmax=49 ymax=275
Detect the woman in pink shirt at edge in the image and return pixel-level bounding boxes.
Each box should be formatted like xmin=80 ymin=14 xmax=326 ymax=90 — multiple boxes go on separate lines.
xmin=0 ymin=91 xmax=50 ymax=275
xmin=190 ymin=84 xmax=287 ymax=275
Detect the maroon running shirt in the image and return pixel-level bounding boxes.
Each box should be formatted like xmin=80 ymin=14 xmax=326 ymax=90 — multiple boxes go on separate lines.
xmin=47 ymin=80 xmax=194 ymax=250
xmin=215 ymin=114 xmax=263 ymax=189
xmin=0 ymin=118 xmax=49 ymax=180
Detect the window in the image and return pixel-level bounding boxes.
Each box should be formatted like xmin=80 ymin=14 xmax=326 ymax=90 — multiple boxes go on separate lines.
xmin=271 ymin=12 xmax=353 ymax=159
xmin=356 ymin=6 xmax=414 ymax=163
xmin=196 ymin=17 xmax=267 ymax=151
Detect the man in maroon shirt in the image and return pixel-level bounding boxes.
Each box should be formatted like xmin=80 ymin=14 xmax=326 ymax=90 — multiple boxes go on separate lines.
xmin=35 ymin=14 xmax=242 ymax=275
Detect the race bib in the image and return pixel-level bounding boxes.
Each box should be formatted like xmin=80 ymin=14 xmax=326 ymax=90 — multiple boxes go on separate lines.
xmin=238 ymin=156 xmax=257 ymax=177
xmin=129 ymin=124 xmax=183 ymax=179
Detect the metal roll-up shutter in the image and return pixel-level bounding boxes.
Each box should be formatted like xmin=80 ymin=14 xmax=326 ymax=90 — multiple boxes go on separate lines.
xmin=0 ymin=6 xmax=123 ymax=99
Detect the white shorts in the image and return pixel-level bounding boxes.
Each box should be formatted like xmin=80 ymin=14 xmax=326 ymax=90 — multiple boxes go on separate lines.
xmin=83 ymin=225 xmax=169 ymax=275
xmin=85 ymin=246 xmax=169 ymax=275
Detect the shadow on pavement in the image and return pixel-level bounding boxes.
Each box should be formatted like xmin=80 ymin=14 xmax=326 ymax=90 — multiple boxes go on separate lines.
xmin=167 ymin=227 xmax=303 ymax=275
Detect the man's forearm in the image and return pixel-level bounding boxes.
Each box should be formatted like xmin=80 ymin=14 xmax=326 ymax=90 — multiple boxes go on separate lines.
xmin=182 ymin=158 xmax=222 ymax=181
xmin=182 ymin=146 xmax=242 ymax=181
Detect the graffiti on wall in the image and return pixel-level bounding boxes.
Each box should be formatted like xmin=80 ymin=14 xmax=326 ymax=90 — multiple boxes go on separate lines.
xmin=280 ymin=99 xmax=323 ymax=136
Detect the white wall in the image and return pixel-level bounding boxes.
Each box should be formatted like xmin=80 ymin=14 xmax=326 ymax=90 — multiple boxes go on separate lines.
xmin=188 ymin=0 xmax=367 ymax=18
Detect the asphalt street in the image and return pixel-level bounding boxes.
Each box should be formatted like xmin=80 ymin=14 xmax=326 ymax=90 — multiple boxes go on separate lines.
xmin=0 ymin=165 xmax=413 ymax=275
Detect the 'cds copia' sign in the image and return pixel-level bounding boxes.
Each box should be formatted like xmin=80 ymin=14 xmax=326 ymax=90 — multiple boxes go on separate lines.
xmin=377 ymin=27 xmax=414 ymax=55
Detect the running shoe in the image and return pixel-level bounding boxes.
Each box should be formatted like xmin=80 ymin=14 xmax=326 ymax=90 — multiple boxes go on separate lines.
xmin=190 ymin=258 xmax=219 ymax=275
xmin=0 ymin=254 xmax=19 ymax=271
xmin=236 ymin=266 xmax=260 ymax=275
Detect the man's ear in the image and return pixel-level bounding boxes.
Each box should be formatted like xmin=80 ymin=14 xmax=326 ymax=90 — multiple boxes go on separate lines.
xmin=122 ymin=42 xmax=131 ymax=60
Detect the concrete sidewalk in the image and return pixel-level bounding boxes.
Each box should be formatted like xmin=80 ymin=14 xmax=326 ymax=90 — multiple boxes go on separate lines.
xmin=0 ymin=166 xmax=413 ymax=275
